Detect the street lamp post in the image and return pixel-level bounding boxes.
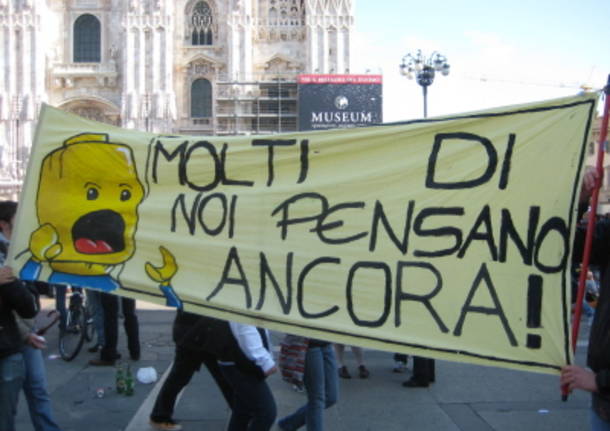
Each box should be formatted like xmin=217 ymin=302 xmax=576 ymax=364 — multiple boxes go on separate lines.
xmin=399 ymin=50 xmax=450 ymax=118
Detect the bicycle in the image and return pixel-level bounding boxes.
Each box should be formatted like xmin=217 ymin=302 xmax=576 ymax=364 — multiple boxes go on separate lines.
xmin=58 ymin=288 xmax=94 ymax=361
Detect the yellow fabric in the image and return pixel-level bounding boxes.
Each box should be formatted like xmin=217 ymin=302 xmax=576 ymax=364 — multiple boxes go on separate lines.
xmin=9 ymin=94 xmax=598 ymax=374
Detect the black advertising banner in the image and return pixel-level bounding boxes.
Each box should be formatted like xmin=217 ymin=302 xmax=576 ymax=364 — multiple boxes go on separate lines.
xmin=298 ymin=74 xmax=383 ymax=131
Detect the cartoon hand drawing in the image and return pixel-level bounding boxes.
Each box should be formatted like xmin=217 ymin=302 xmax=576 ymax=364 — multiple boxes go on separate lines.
xmin=145 ymin=246 xmax=182 ymax=308
xmin=29 ymin=223 xmax=62 ymax=262
xmin=19 ymin=133 xmax=183 ymax=309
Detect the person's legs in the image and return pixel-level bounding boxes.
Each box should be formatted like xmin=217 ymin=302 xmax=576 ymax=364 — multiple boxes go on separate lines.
xmin=351 ymin=346 xmax=369 ymax=378
xmin=220 ymin=365 xmax=276 ymax=431
xmin=403 ymin=357 xmax=434 ymax=387
xmin=22 ymin=346 xmax=61 ymax=431
xmin=351 ymin=346 xmax=364 ymax=366
xmin=279 ymin=347 xmax=322 ymax=430
xmin=54 ymin=285 xmax=67 ymax=331
xmin=333 ymin=344 xmax=350 ymax=379
xmin=121 ymin=297 xmax=140 ymax=360
xmin=0 ymin=352 xmax=26 ymax=431
xmin=321 ymin=345 xmax=338 ymax=410
xmin=279 ymin=345 xmax=338 ymax=431
xmin=201 ymin=352 xmax=233 ymax=407
xmin=98 ymin=292 xmax=119 ymax=363
xmin=582 ymin=300 xmax=596 ymax=323
xmin=591 ymin=408 xmax=610 ymax=431
xmin=85 ymin=288 xmax=104 ymax=348
xmin=393 ymin=353 xmax=408 ymax=373
xmin=150 ymin=346 xmax=198 ymax=422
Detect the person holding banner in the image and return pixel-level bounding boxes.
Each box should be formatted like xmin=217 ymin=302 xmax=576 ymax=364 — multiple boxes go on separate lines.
xmin=560 ymin=167 xmax=610 ymax=430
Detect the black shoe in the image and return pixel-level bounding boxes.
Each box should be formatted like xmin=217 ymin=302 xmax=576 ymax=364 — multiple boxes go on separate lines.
xmin=402 ymin=378 xmax=429 ymax=388
xmin=358 ymin=365 xmax=370 ymax=379
xmin=130 ymin=352 xmax=140 ymax=361
xmin=338 ymin=365 xmax=351 ymax=379
xmin=88 ymin=344 xmax=102 ymax=353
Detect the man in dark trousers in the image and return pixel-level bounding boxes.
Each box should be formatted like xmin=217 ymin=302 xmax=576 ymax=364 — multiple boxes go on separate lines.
xmin=89 ymin=293 xmax=140 ymax=366
xmin=402 ymin=356 xmax=435 ymax=388
xmin=149 ymin=310 xmax=233 ymax=431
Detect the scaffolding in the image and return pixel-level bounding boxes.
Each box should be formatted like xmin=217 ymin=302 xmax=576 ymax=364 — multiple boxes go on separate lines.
xmin=179 ymin=75 xmax=299 ymax=136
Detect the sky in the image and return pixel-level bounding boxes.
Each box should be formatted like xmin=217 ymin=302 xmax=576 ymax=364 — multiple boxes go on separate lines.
xmin=351 ymin=0 xmax=610 ymax=122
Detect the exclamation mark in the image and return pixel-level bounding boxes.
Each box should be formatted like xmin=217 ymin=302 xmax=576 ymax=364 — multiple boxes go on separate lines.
xmin=526 ymin=275 xmax=543 ymax=349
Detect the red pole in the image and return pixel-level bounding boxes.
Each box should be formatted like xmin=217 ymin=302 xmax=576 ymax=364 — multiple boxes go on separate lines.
xmin=562 ymin=75 xmax=610 ymax=400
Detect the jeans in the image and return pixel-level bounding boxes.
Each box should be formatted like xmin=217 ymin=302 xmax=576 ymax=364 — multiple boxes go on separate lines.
xmin=22 ymin=346 xmax=62 ymax=431
xmin=85 ymin=289 xmax=105 ymax=346
xmin=220 ymin=365 xmax=276 ymax=431
xmin=278 ymin=344 xmax=338 ymax=431
xmin=592 ymin=408 xmax=610 ymax=431
xmin=583 ymin=300 xmax=596 ymax=318
xmin=151 ymin=346 xmax=233 ymax=421
xmin=0 ymin=352 xmax=26 ymax=431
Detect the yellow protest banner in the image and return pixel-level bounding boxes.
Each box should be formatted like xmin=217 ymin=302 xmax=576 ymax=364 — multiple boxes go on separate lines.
xmin=10 ymin=93 xmax=597 ymax=374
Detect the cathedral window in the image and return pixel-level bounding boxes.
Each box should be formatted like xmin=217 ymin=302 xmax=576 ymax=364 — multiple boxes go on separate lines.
xmin=191 ymin=1 xmax=213 ymax=45
xmin=73 ymin=14 xmax=101 ymax=63
xmin=191 ymin=78 xmax=212 ymax=118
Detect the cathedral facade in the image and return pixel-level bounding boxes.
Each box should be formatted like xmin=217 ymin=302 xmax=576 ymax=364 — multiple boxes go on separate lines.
xmin=0 ymin=0 xmax=354 ymax=197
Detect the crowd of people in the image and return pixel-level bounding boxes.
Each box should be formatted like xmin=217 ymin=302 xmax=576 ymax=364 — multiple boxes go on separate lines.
xmin=2 ymin=166 xmax=610 ymax=431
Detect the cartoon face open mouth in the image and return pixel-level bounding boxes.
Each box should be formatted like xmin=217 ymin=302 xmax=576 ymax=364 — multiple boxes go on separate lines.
xmin=72 ymin=210 xmax=126 ymax=254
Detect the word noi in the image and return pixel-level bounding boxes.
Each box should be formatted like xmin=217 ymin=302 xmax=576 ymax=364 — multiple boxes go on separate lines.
xmin=171 ymin=191 xmax=569 ymax=276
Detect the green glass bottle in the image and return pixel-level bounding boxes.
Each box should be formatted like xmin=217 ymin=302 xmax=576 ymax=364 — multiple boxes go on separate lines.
xmin=125 ymin=365 xmax=134 ymax=396
xmin=115 ymin=364 xmax=125 ymax=395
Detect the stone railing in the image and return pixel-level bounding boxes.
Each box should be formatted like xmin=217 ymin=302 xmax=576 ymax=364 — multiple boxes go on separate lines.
xmin=51 ymin=62 xmax=118 ymax=88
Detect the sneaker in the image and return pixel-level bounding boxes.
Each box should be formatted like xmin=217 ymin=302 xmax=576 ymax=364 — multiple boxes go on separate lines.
xmin=358 ymin=365 xmax=370 ymax=379
xmin=338 ymin=365 xmax=351 ymax=379
xmin=392 ymin=361 xmax=404 ymax=373
xmin=149 ymin=418 xmax=182 ymax=431
xmin=87 ymin=344 xmax=102 ymax=353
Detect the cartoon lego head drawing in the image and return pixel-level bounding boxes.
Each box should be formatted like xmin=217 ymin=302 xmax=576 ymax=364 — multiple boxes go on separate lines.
xmin=35 ymin=133 xmax=144 ymax=267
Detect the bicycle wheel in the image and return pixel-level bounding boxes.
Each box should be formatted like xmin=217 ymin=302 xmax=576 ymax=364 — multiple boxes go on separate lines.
xmin=84 ymin=310 xmax=94 ymax=343
xmin=59 ymin=304 xmax=86 ymax=361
